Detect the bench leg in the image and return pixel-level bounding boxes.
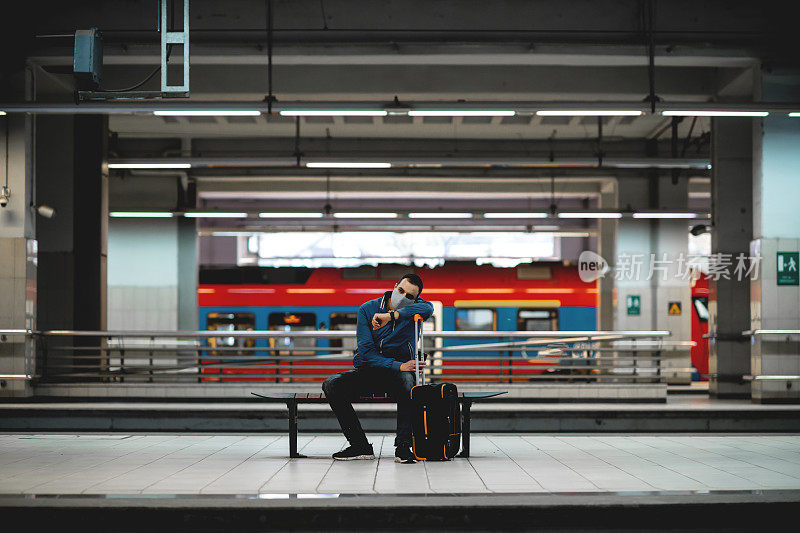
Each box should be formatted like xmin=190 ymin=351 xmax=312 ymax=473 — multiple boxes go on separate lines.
xmin=288 ymin=400 xmax=306 ymax=458
xmin=458 ymin=400 xmax=472 ymax=459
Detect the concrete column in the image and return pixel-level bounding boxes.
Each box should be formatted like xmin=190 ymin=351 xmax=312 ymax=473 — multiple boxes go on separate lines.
xmin=749 ymin=70 xmax=800 ymax=403
xmin=708 ymin=118 xmax=753 ymax=398
xmin=36 ymin=114 xmax=108 ymax=381
xmin=0 ymin=113 xmax=37 ymax=397
xmin=614 ymin=175 xmax=692 ymax=383
xmin=107 ymin=174 xmax=196 ymax=332
xmin=177 ymin=216 xmax=198 ymax=331
xmin=597 ymin=184 xmax=617 ymax=331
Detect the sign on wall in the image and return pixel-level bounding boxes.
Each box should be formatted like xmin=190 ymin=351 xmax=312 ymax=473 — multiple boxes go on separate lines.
xmin=777 ymin=252 xmax=799 ymax=286
xmin=626 ymin=295 xmax=641 ymax=316
xmin=668 ymin=301 xmax=682 ymax=315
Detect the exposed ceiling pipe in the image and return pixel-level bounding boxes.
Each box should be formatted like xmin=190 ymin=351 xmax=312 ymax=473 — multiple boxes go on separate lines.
xmin=107 ymin=156 xmax=710 ymax=170
xmin=1 ymin=101 xmax=798 ymax=115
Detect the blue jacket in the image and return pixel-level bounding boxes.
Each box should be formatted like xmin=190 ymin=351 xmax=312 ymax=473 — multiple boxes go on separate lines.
xmin=352 ymin=291 xmax=434 ymax=371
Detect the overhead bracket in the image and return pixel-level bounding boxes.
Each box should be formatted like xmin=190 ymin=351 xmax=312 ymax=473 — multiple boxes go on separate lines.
xmin=161 ymin=0 xmax=190 ymax=95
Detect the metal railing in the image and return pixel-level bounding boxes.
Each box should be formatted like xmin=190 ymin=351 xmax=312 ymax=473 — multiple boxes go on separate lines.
xmin=741 ymin=330 xmax=800 ymax=382
xmin=0 ymin=329 xmax=690 ymax=384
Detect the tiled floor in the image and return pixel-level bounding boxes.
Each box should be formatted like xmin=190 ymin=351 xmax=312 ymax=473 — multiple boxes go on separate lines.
xmin=1 ymin=433 xmax=799 ymax=495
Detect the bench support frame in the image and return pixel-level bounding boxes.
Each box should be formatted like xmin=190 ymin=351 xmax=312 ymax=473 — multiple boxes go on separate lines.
xmin=282 ymin=397 xmax=476 ymax=459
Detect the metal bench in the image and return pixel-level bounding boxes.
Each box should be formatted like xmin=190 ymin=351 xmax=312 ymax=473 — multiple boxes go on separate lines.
xmin=251 ymin=391 xmax=506 ymax=458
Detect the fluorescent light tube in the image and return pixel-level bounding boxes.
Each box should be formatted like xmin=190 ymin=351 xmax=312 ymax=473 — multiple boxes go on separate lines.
xmin=632 ymin=213 xmax=699 ymax=219
xmin=332 ymin=212 xmax=398 ymax=218
xmin=789 ymin=113 xmax=800 ymax=117
xmin=408 ymin=110 xmax=515 ymax=116
xmin=184 ymin=212 xmax=248 ymax=218
xmin=259 ymin=212 xmax=323 ymax=218
xmin=662 ymin=110 xmax=769 ymax=117
xmin=110 ymin=212 xmax=174 ymax=218
xmin=108 ymin=163 xmax=191 ymax=169
xmin=0 ymin=111 xmax=6 ymax=116
xmin=280 ymin=110 xmax=387 ymax=116
xmin=408 ymin=212 xmax=473 ymax=218
xmin=306 ymin=162 xmax=391 ymax=168
xmin=153 ymin=110 xmax=261 ymax=116
xmin=483 ymin=212 xmax=549 ymax=218
xmin=558 ymin=212 xmax=622 ymax=219
xmin=537 ymin=110 xmax=643 ymax=116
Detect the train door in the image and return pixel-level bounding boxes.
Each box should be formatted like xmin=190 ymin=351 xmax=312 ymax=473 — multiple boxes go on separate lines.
xmin=329 ymin=312 xmax=358 ymax=356
xmin=691 ymin=296 xmax=709 ymax=381
xmin=268 ymin=312 xmax=317 ymax=382
xmin=516 ymin=308 xmax=559 ymax=379
xmin=421 ymin=301 xmax=443 ymax=377
xmin=203 ymin=312 xmax=256 ymax=381
xmin=449 ymin=307 xmax=497 ymax=380
xmin=517 ymin=308 xmax=559 ymax=331
xmin=326 ymin=312 xmax=359 ymax=376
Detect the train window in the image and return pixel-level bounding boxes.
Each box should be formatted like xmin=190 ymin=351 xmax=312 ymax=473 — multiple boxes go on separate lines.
xmin=516 ymin=264 xmax=552 ymax=280
xmin=379 ymin=264 xmax=414 ymax=280
xmin=329 ymin=312 xmax=358 ymax=355
xmin=455 ymin=308 xmax=496 ymax=331
xmin=693 ymin=296 xmax=709 ymax=323
xmin=517 ymin=308 xmax=559 ymax=331
xmin=206 ymin=312 xmax=255 ymax=351
xmin=342 ymin=266 xmax=377 ymax=279
xmin=268 ymin=312 xmax=317 ymax=353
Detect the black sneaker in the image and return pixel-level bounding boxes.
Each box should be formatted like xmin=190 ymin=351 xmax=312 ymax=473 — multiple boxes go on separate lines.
xmin=332 ymin=443 xmax=374 ymax=461
xmin=394 ymin=446 xmax=417 ymax=464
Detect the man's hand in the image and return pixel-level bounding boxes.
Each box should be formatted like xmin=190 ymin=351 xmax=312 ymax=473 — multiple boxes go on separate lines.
xmin=371 ymin=312 xmax=392 ymax=330
xmin=399 ymin=359 xmax=425 ymax=372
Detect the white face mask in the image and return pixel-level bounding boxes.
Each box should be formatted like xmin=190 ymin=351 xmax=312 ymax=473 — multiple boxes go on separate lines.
xmin=391 ymin=286 xmax=416 ymax=310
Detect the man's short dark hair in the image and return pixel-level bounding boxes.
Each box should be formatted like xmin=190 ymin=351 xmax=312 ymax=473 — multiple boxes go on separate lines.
xmin=398 ymin=273 xmax=423 ymax=297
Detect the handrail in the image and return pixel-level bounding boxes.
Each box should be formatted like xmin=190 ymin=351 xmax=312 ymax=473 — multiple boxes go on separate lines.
xmin=0 ymin=329 xmax=671 ymax=338
xmin=742 ymin=330 xmax=800 ymax=336
xmin=11 ymin=328 xmax=684 ymax=386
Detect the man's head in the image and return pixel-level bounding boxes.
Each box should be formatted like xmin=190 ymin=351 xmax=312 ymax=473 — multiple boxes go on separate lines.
xmin=394 ymin=273 xmax=423 ymax=304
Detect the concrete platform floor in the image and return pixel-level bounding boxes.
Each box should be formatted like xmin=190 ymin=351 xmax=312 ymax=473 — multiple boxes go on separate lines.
xmin=2 ymin=433 xmax=800 ymax=495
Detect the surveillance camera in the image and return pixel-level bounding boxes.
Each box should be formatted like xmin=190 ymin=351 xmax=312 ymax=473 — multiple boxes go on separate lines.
xmin=36 ymin=205 xmax=56 ymax=219
xmin=0 ymin=186 xmax=9 ymax=208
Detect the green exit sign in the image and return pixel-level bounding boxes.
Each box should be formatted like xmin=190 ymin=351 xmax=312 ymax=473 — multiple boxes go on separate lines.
xmin=777 ymin=252 xmax=799 ymax=286
xmin=626 ymin=295 xmax=641 ymax=316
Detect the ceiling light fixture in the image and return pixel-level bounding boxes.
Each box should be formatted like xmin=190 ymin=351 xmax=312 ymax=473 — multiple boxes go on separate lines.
xmin=789 ymin=112 xmax=800 ymax=117
xmin=558 ymin=212 xmax=622 ymax=219
xmin=408 ymin=110 xmax=515 ymax=117
xmin=408 ymin=212 xmax=472 ymax=219
xmin=110 ymin=212 xmax=174 ymax=218
xmin=536 ymin=110 xmax=643 ymax=116
xmin=280 ymin=110 xmax=388 ymax=116
xmin=662 ymin=110 xmax=769 ymax=117
xmin=153 ymin=110 xmax=261 ymax=116
xmin=108 ymin=163 xmax=192 ymax=169
xmin=306 ymin=162 xmax=392 ymax=169
xmin=332 ymin=212 xmax=398 ymax=218
xmin=259 ymin=212 xmax=323 ymax=218
xmin=184 ymin=212 xmax=248 ymax=218
xmin=632 ymin=212 xmax=700 ymax=219
xmin=483 ymin=212 xmax=549 ymax=218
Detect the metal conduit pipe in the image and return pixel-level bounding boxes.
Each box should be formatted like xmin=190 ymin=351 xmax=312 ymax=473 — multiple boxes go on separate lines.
xmin=1 ymin=101 xmax=799 ymax=115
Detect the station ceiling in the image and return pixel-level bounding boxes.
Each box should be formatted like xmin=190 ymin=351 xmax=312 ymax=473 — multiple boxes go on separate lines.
xmin=7 ymin=0 xmax=790 ymax=228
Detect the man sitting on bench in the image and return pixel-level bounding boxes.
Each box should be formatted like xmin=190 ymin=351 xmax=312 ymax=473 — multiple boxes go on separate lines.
xmin=322 ymin=274 xmax=433 ymax=464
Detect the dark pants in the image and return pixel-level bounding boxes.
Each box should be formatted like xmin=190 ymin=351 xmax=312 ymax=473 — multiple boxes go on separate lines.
xmin=322 ymin=366 xmax=415 ymax=449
